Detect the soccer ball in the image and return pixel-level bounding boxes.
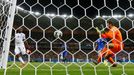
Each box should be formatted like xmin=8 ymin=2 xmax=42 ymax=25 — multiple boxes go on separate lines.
xmin=54 ymin=30 xmax=63 ymax=38
xmin=26 ymin=49 xmax=31 ymax=54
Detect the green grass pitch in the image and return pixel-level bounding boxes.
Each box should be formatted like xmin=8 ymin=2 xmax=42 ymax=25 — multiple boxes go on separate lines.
xmin=0 ymin=62 xmax=134 ymax=75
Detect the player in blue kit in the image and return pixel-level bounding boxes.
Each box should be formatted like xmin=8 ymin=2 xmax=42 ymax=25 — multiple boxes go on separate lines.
xmin=62 ymin=50 xmax=68 ymax=62
xmin=95 ymin=26 xmax=107 ymax=52
xmin=95 ymin=25 xmax=108 ymax=51
xmin=95 ymin=26 xmax=108 ymax=66
xmin=96 ymin=38 xmax=107 ymax=52
xmin=60 ymin=42 xmax=68 ymax=63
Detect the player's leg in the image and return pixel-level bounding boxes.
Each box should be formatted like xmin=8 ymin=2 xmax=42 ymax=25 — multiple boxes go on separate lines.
xmin=21 ymin=45 xmax=27 ymax=64
xmin=21 ymin=45 xmax=27 ymax=55
xmin=15 ymin=46 xmax=25 ymax=65
xmin=19 ymin=45 xmax=27 ymax=67
xmin=105 ymin=50 xmax=114 ymax=64
xmin=104 ymin=44 xmax=121 ymax=67
xmin=97 ymin=47 xmax=116 ymax=67
xmin=63 ymin=56 xmax=68 ymax=63
xmin=104 ymin=51 xmax=117 ymax=67
xmin=97 ymin=47 xmax=107 ymax=63
xmin=62 ymin=51 xmax=68 ymax=63
xmin=103 ymin=43 xmax=115 ymax=63
xmin=62 ymin=57 xmax=66 ymax=63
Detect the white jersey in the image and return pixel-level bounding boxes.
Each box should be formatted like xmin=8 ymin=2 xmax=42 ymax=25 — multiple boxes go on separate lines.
xmin=15 ymin=33 xmax=25 ymax=46
xmin=15 ymin=33 xmax=26 ymax=55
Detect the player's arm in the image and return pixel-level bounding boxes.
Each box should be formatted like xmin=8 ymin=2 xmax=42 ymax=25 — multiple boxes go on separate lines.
xmin=94 ymin=42 xmax=98 ymax=50
xmin=100 ymin=28 xmax=110 ymax=38
xmin=15 ymin=34 xmax=20 ymax=41
xmin=95 ymin=24 xmax=106 ymax=33
xmin=24 ymin=40 xmax=30 ymax=49
xmin=103 ymin=31 xmax=115 ymax=49
xmin=23 ymin=34 xmax=30 ymax=50
xmin=95 ymin=27 xmax=101 ymax=38
xmin=95 ymin=27 xmax=101 ymax=33
xmin=24 ymin=39 xmax=32 ymax=54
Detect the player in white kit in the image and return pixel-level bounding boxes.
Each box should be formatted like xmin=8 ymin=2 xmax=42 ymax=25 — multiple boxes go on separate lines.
xmin=15 ymin=28 xmax=30 ymax=67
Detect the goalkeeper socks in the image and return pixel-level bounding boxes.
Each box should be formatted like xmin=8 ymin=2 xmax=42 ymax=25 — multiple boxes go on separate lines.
xmin=107 ymin=57 xmax=114 ymax=64
xmin=97 ymin=56 xmax=101 ymax=63
xmin=18 ymin=57 xmax=25 ymax=64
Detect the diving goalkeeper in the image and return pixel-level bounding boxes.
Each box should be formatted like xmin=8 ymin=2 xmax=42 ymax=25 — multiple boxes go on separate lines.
xmin=97 ymin=21 xmax=124 ymax=67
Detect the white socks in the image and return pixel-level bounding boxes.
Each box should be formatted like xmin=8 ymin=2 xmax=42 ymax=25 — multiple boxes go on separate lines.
xmin=18 ymin=57 xmax=25 ymax=64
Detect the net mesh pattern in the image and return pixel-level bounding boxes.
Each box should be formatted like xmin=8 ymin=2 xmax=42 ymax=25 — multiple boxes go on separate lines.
xmin=1 ymin=0 xmax=134 ymax=75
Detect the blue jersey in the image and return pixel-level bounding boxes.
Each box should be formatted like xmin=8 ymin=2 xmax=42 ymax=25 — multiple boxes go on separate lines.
xmin=96 ymin=38 xmax=107 ymax=51
xmin=63 ymin=50 xmax=68 ymax=57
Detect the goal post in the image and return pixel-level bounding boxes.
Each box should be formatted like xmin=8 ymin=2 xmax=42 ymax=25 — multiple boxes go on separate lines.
xmin=0 ymin=0 xmax=17 ymax=69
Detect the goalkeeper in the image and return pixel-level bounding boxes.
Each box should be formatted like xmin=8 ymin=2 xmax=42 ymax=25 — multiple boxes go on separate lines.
xmin=96 ymin=21 xmax=124 ymax=67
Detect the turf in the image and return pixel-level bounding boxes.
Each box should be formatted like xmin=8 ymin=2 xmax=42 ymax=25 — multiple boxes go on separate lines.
xmin=0 ymin=62 xmax=134 ymax=75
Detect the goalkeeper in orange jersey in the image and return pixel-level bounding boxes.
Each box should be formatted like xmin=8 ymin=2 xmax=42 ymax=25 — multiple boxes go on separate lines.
xmin=97 ymin=21 xmax=124 ymax=67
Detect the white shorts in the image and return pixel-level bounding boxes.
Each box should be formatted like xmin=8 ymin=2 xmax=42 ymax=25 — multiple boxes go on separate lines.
xmin=60 ymin=56 xmax=63 ymax=59
xmin=15 ymin=45 xmax=26 ymax=55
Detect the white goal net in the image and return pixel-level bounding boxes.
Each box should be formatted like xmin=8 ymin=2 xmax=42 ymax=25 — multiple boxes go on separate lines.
xmin=1 ymin=0 xmax=134 ymax=75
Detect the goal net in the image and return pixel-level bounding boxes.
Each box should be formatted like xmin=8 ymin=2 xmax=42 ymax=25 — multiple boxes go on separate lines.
xmin=1 ymin=0 xmax=134 ymax=75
